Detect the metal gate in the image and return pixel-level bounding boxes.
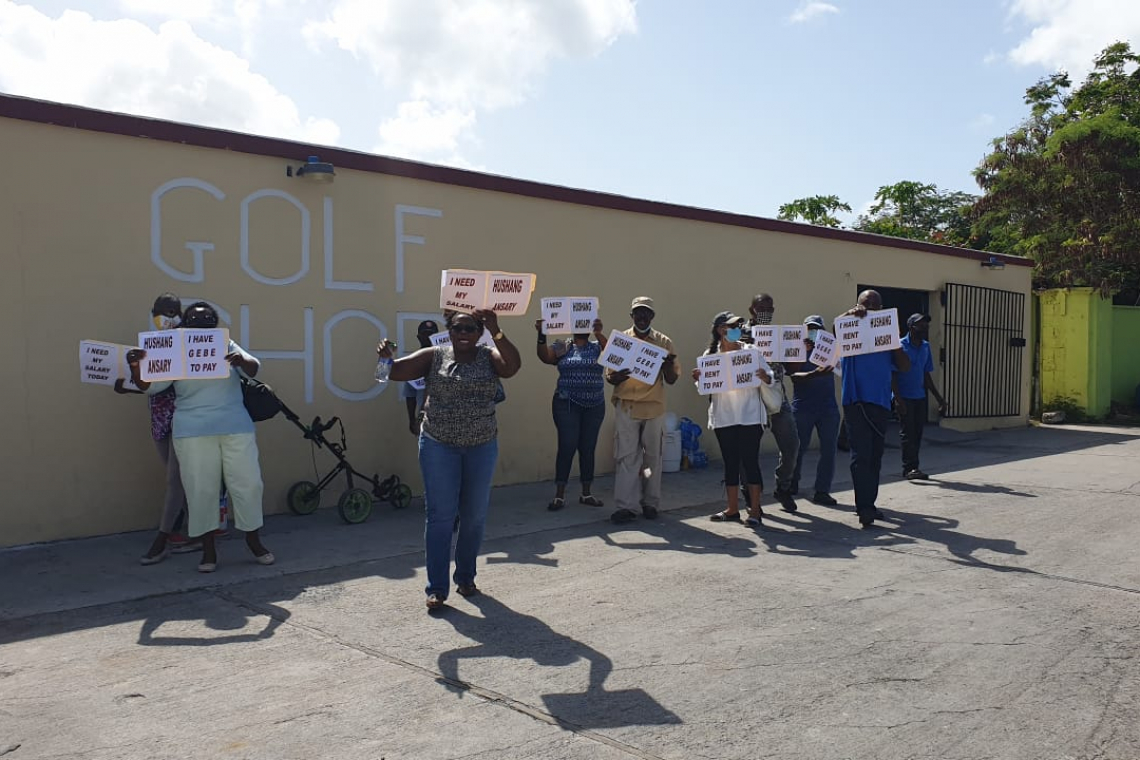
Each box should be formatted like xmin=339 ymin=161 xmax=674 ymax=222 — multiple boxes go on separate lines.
xmin=942 ymin=283 xmax=1026 ymax=418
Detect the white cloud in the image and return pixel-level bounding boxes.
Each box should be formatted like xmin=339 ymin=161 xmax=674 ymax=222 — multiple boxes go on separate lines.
xmin=982 ymin=50 xmax=999 ymax=65
xmin=969 ymin=113 xmax=996 ymax=131
xmin=0 ymin=1 xmax=339 ymax=145
xmin=789 ymin=1 xmax=839 ymax=24
xmin=1007 ymin=0 xmax=1140 ymax=78
xmin=305 ymin=0 xmax=637 ymax=162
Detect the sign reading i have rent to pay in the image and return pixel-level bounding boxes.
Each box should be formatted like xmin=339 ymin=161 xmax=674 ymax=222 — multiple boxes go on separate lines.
xmin=598 ymin=330 xmax=667 ymax=383
xmin=137 ymin=329 xmax=231 ymax=382
xmin=541 ymin=297 xmax=599 ymax=334
xmin=750 ymin=325 xmax=807 ymax=363
xmin=697 ymin=348 xmax=765 ymax=395
xmin=79 ymin=340 xmax=136 ymax=387
xmin=833 ymin=308 xmax=901 ymax=357
xmin=440 ymin=269 xmax=536 ymax=316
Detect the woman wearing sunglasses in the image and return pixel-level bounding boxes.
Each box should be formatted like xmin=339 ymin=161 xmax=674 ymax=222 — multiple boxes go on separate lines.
xmin=377 ymin=309 xmax=522 ymax=610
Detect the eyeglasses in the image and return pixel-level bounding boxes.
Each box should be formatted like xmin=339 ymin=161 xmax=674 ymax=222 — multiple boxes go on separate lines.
xmin=450 ymin=324 xmax=480 ymax=334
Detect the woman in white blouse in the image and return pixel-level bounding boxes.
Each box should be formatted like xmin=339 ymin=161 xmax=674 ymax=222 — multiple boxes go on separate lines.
xmin=695 ymin=312 xmax=773 ymax=527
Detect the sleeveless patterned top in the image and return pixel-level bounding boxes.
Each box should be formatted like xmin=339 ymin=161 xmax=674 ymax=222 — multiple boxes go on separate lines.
xmin=422 ymin=345 xmax=499 ymax=447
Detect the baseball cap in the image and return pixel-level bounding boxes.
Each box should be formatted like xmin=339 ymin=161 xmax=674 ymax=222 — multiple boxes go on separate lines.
xmin=713 ymin=311 xmax=745 ymax=328
xmin=907 ymin=313 xmax=932 ymax=327
xmin=630 ymin=296 xmax=655 ymax=313
xmin=417 ymin=320 xmax=440 ymax=333
xmin=803 ymin=314 xmax=825 ymax=329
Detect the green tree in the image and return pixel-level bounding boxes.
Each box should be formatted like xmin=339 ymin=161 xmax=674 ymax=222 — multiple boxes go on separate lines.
xmin=776 ymin=195 xmax=852 ymax=228
xmin=973 ymin=42 xmax=1140 ymax=296
xmin=853 ymin=181 xmax=978 ymax=246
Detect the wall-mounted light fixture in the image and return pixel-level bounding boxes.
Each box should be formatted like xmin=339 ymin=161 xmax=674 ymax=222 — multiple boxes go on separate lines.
xmin=979 ymin=255 xmax=1005 ymax=270
xmin=287 ymin=155 xmax=336 ymax=183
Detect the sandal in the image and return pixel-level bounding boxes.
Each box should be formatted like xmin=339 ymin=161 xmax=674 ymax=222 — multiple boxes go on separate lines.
xmin=746 ymin=513 xmax=762 ymax=527
xmin=579 ymin=494 xmax=604 ymax=507
xmin=547 ymin=497 xmax=565 ymax=511
xmin=710 ymin=510 xmax=742 ymax=522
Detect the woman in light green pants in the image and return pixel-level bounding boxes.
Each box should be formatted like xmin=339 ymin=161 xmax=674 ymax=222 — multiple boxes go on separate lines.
xmin=127 ymin=302 xmax=273 ymax=573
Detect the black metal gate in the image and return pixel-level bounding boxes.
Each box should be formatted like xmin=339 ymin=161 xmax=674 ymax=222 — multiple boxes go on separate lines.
xmin=942 ymin=283 xmax=1027 ymax=418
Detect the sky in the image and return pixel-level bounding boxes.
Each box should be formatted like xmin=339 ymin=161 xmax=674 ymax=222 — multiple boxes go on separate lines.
xmin=2 ymin=0 xmax=1138 ymax=222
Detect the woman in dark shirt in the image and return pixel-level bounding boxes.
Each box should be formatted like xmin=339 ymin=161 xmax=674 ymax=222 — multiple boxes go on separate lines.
xmin=535 ymin=318 xmax=608 ymax=511
xmin=377 ymin=310 xmax=521 ymax=610
xmin=789 ymin=315 xmax=841 ymax=507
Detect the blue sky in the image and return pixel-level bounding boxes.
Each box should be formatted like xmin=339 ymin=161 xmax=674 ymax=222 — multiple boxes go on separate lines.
xmin=2 ymin=0 xmax=1137 ymax=220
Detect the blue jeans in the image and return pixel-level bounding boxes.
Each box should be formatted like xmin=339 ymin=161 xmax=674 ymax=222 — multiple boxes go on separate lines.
xmin=792 ymin=405 xmax=840 ymax=495
xmin=551 ymin=395 xmax=606 ymax=486
xmin=419 ymin=435 xmax=499 ymax=599
xmin=844 ymin=402 xmax=889 ymax=521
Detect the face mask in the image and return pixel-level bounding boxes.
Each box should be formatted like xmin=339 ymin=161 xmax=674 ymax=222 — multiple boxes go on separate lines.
xmin=633 ymin=324 xmax=652 ymax=335
xmin=725 ymin=327 xmax=743 ymax=342
xmin=153 ymin=314 xmax=180 ymax=330
xmin=807 ymin=329 xmax=820 ymax=342
xmin=753 ymin=311 xmax=774 ymax=325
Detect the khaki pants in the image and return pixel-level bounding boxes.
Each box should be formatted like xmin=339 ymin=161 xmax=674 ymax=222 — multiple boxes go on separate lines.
xmin=613 ymin=405 xmax=664 ymax=512
xmin=173 ymin=433 xmax=264 ymax=538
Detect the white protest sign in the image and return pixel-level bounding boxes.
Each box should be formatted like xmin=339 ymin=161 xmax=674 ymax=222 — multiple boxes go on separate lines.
xmin=778 ymin=325 xmax=806 ymax=363
xmin=137 ymin=329 xmax=231 ymax=381
xmin=750 ymin=325 xmax=807 ymax=362
xmin=408 ymin=378 xmax=426 ymax=391
xmin=541 ymin=297 xmax=598 ymax=334
xmin=697 ymin=349 xmax=765 ymax=395
xmin=430 ymin=329 xmax=495 ymax=350
xmin=598 ymin=330 xmax=667 ymax=383
xmin=808 ymin=330 xmax=840 ymax=367
xmin=79 ymin=340 xmax=133 ymax=386
xmin=440 ymin=269 xmax=536 ymax=316
xmin=834 ymin=308 xmax=901 ymax=357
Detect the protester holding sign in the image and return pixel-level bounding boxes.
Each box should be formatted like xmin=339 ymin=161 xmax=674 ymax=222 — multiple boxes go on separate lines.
xmin=606 ymin=297 xmax=679 ymax=525
xmin=376 ymin=309 xmax=521 ymax=610
xmin=839 ymin=290 xmax=912 ymax=529
xmin=113 ymin=293 xmax=194 ymax=565
xmin=893 ymin=313 xmax=946 ymax=481
xmin=789 ymin=315 xmax=841 ymax=507
xmin=696 ymin=312 xmax=772 ymax=527
xmin=746 ymin=294 xmax=800 ymax=513
xmin=127 ymin=302 xmax=274 ymax=573
xmin=535 ymin=316 xmax=608 ymax=511
xmin=403 ymin=320 xmax=440 ymax=436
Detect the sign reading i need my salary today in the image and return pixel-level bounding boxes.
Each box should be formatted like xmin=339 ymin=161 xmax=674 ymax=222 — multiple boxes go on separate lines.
xmin=598 ymin=330 xmax=667 ymax=383
xmin=541 ymin=297 xmax=598 ymax=334
xmin=440 ymin=269 xmax=536 ymax=316
xmin=137 ymin=329 xmax=231 ymax=381
xmin=833 ymin=308 xmax=901 ymax=357
xmin=79 ymin=340 xmax=135 ymax=387
xmin=697 ymin=349 xmax=765 ymax=395
xmin=750 ymin=325 xmax=807 ymax=363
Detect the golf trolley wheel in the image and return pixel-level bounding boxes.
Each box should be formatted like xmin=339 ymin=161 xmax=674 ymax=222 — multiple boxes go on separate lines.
xmin=287 ymin=480 xmax=320 ymax=516
xmin=388 ymin=483 xmax=413 ymax=509
xmin=337 ymin=488 xmax=374 ymax=524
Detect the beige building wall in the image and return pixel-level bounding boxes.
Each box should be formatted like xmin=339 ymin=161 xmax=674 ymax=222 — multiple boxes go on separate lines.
xmin=0 ymin=109 xmax=1033 ymax=546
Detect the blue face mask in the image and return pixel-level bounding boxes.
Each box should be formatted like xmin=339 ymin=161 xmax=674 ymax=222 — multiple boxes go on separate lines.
xmin=725 ymin=327 xmax=743 ymax=342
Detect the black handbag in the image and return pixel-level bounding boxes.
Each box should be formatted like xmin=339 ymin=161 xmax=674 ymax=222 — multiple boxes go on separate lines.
xmin=241 ymin=375 xmax=282 ymax=422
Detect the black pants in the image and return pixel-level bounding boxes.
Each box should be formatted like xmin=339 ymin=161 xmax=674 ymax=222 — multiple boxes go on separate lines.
xmin=844 ymin=402 xmax=889 ymax=521
xmin=898 ymin=398 xmax=925 ymax=474
xmin=714 ymin=425 xmax=763 ymax=487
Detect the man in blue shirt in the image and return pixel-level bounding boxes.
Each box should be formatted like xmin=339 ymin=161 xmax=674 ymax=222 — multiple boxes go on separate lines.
xmin=840 ymin=291 xmax=911 ymax=529
xmin=893 ymin=313 xmax=947 ymax=481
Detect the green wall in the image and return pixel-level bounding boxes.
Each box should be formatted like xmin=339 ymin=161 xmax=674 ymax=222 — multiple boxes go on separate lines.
xmin=1111 ymin=306 xmax=1140 ymax=407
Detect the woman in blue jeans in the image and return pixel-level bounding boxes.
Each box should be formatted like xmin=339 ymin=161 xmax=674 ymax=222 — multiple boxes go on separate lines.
xmin=534 ymin=317 xmax=608 ymax=511
xmin=377 ymin=310 xmax=521 ymax=610
xmin=789 ymin=315 xmax=841 ymax=507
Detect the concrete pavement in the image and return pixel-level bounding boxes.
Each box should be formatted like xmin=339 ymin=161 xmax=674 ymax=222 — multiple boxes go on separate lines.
xmin=2 ymin=423 xmax=1140 ymax=759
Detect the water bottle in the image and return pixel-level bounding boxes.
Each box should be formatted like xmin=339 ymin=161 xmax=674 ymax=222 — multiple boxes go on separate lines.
xmin=375 ymin=357 xmax=393 ymax=383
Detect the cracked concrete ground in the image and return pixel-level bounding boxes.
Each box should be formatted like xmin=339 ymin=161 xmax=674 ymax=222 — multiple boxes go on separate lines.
xmin=2 ymin=423 xmax=1139 ymax=760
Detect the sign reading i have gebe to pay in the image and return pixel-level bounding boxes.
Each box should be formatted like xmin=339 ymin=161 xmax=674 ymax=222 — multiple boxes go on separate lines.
xmin=137 ymin=329 xmax=231 ymax=382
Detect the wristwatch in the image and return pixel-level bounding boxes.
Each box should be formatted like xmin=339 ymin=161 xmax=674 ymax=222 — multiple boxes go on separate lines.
xmin=493 ymin=331 xmax=504 ymax=341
